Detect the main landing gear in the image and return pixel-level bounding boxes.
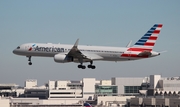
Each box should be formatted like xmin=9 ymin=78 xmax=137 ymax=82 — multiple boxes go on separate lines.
xmin=87 ymin=65 xmax=96 ymax=69
xmin=78 ymin=64 xmax=86 ymax=69
xmin=87 ymin=61 xmax=96 ymax=69
xmin=27 ymin=56 xmax=32 ymax=65
xmin=77 ymin=61 xmax=96 ymax=69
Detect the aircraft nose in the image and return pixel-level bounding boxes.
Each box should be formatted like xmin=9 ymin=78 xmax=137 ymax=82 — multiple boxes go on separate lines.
xmin=13 ymin=46 xmax=21 ymax=54
xmin=13 ymin=49 xmax=20 ymax=55
xmin=13 ymin=49 xmax=17 ymax=54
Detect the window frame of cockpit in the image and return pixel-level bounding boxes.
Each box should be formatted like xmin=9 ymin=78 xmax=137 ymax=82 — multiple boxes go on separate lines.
xmin=16 ymin=46 xmax=20 ymax=49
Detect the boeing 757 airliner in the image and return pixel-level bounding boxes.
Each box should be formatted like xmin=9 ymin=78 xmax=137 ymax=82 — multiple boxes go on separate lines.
xmin=13 ymin=24 xmax=163 ymax=69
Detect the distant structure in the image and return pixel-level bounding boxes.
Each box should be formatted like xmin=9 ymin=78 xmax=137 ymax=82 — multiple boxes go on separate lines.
xmin=0 ymin=75 xmax=180 ymax=107
xmin=148 ymin=75 xmax=180 ymax=96
xmin=25 ymin=79 xmax=37 ymax=88
xmin=0 ymin=84 xmax=18 ymax=97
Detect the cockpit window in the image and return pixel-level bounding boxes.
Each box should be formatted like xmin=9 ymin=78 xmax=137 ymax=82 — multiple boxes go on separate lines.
xmin=17 ymin=46 xmax=20 ymax=49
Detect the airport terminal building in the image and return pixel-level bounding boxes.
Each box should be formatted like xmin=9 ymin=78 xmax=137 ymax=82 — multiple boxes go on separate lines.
xmin=1 ymin=75 xmax=180 ymax=107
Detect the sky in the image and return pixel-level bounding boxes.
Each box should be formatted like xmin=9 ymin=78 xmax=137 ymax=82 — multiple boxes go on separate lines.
xmin=0 ymin=0 xmax=180 ymax=86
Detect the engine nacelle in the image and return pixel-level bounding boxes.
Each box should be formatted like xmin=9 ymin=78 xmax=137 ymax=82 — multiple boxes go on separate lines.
xmin=54 ymin=54 xmax=73 ymax=63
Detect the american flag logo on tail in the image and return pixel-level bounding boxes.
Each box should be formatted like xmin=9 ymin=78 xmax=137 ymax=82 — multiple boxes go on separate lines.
xmin=121 ymin=24 xmax=163 ymax=58
xmin=130 ymin=24 xmax=163 ymax=51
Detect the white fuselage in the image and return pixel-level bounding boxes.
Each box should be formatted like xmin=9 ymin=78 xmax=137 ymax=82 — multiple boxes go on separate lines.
xmin=12 ymin=24 xmax=162 ymax=69
xmin=13 ymin=43 xmax=159 ymax=63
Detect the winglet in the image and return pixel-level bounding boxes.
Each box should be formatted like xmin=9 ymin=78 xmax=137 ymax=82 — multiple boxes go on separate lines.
xmin=73 ymin=39 xmax=79 ymax=48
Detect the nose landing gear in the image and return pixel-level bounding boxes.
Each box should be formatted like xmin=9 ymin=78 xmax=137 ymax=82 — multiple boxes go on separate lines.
xmin=27 ymin=56 xmax=32 ymax=65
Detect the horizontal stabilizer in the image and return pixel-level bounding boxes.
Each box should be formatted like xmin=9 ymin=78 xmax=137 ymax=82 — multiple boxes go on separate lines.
xmin=126 ymin=40 xmax=132 ymax=48
xmin=158 ymin=50 xmax=167 ymax=53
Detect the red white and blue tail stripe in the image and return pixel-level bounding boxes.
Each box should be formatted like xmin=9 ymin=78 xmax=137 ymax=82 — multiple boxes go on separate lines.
xmin=130 ymin=24 xmax=163 ymax=51
xmin=121 ymin=24 xmax=163 ymax=58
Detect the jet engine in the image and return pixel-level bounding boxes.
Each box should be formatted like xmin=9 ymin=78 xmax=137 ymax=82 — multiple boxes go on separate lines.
xmin=54 ymin=54 xmax=73 ymax=63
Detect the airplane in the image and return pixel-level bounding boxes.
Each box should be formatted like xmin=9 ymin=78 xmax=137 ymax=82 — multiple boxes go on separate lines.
xmin=13 ymin=24 xmax=163 ymax=69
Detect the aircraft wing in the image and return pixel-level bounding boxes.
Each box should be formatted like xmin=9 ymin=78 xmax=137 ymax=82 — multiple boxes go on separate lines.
xmin=80 ymin=51 xmax=103 ymax=60
xmin=67 ymin=39 xmax=103 ymax=62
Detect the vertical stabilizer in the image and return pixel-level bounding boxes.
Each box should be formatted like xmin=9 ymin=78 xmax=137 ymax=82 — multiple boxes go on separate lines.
xmin=130 ymin=24 xmax=163 ymax=51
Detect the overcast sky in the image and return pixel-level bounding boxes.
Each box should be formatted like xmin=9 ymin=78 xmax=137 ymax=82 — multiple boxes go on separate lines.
xmin=0 ymin=0 xmax=180 ymax=86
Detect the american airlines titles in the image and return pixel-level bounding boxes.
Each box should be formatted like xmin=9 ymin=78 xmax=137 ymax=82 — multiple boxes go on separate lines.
xmin=34 ymin=46 xmax=64 ymax=52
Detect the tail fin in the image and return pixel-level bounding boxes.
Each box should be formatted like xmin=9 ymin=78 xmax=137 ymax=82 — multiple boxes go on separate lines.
xmin=130 ymin=24 xmax=163 ymax=51
xmin=84 ymin=103 xmax=92 ymax=107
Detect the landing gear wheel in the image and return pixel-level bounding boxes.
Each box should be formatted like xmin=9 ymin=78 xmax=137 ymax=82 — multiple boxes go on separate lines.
xmin=28 ymin=62 xmax=32 ymax=65
xmin=91 ymin=65 xmax=96 ymax=69
xmin=82 ymin=66 xmax=86 ymax=69
xmin=88 ymin=61 xmax=96 ymax=69
xmin=88 ymin=65 xmax=92 ymax=68
xmin=78 ymin=65 xmax=86 ymax=69
xmin=87 ymin=65 xmax=96 ymax=69
xmin=78 ymin=65 xmax=82 ymax=68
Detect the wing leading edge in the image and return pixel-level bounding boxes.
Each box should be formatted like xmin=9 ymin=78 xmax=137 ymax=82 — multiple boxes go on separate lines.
xmin=67 ymin=39 xmax=103 ymax=62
